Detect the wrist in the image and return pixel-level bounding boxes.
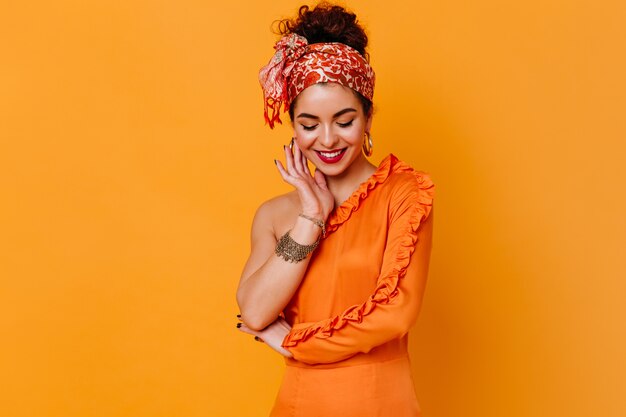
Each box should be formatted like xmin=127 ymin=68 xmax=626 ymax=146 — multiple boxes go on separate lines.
xmin=298 ymin=213 xmax=326 ymax=238
xmin=289 ymin=217 xmax=322 ymax=245
xmin=300 ymin=211 xmax=325 ymax=221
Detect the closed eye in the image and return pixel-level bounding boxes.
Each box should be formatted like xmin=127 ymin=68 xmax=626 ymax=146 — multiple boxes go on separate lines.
xmin=301 ymin=124 xmax=318 ymax=131
xmin=337 ymin=120 xmax=354 ymax=128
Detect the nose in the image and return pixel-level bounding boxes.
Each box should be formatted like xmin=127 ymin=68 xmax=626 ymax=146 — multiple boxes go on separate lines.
xmin=317 ymin=124 xmax=339 ymax=149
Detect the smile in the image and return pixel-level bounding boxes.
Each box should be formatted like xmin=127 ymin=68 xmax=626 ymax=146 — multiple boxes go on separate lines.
xmin=315 ymin=148 xmax=347 ymax=164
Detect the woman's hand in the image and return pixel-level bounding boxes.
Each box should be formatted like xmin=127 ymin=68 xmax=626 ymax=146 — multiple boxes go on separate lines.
xmin=275 ymin=140 xmax=334 ymax=221
xmin=237 ymin=316 xmax=294 ymax=358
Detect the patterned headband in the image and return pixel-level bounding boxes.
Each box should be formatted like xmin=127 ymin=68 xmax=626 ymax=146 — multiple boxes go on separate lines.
xmin=258 ymin=33 xmax=376 ymax=129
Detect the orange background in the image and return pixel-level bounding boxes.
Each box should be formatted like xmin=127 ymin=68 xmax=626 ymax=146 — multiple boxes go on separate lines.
xmin=1 ymin=1 xmax=624 ymax=416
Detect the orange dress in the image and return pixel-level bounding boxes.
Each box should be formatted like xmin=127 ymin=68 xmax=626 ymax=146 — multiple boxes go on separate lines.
xmin=270 ymin=154 xmax=435 ymax=417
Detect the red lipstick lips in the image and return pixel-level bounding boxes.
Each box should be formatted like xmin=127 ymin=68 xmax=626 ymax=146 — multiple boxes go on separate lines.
xmin=315 ymin=148 xmax=347 ymax=164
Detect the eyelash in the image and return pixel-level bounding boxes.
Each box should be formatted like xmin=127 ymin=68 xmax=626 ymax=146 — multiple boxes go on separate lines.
xmin=301 ymin=120 xmax=354 ymax=131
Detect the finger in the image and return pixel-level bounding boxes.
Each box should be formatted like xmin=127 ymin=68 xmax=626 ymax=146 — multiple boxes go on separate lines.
xmin=277 ymin=321 xmax=293 ymax=332
xmin=277 ymin=346 xmax=294 ymax=358
xmin=261 ymin=337 xmax=292 ymax=357
xmin=314 ymin=169 xmax=329 ymax=190
xmin=301 ymin=152 xmax=313 ymax=177
xmin=275 ymin=159 xmax=291 ymax=179
xmin=284 ymin=145 xmax=296 ymax=175
xmin=275 ymin=159 xmax=287 ymax=177
xmin=237 ymin=323 xmax=258 ymax=337
xmin=292 ymin=141 xmax=305 ymax=174
xmin=275 ymin=159 xmax=299 ymax=187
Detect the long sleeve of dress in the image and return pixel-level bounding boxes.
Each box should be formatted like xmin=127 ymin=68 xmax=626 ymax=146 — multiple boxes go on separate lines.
xmin=281 ymin=173 xmax=435 ymax=365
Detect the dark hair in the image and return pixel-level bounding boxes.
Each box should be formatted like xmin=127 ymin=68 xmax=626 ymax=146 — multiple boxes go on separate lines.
xmin=274 ymin=3 xmax=374 ymax=120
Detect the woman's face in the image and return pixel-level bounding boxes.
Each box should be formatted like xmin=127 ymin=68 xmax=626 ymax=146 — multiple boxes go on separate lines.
xmin=291 ymin=83 xmax=372 ymax=177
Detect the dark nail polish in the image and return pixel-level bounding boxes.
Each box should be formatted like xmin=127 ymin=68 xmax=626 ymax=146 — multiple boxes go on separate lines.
xmin=236 ymin=323 xmax=242 ymax=328
xmin=273 ymin=159 xmax=277 ymax=164
xmin=237 ymin=314 xmax=241 ymax=318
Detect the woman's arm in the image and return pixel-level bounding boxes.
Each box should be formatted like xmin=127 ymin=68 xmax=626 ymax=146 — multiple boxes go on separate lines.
xmin=236 ymin=202 xmax=321 ymax=331
xmin=236 ymin=142 xmax=334 ymax=331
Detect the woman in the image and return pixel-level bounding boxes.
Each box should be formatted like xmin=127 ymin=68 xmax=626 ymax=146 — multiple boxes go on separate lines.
xmin=236 ymin=3 xmax=435 ymax=416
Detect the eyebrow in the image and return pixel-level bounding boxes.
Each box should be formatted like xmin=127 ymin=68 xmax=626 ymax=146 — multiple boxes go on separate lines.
xmin=296 ymin=108 xmax=357 ymax=120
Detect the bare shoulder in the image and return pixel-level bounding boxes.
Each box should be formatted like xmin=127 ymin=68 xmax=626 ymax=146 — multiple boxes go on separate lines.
xmin=252 ymin=191 xmax=300 ymax=240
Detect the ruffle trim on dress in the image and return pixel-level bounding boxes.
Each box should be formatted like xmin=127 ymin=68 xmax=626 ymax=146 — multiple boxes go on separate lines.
xmin=324 ymin=154 xmax=394 ymax=235
xmin=282 ymin=160 xmax=435 ymax=348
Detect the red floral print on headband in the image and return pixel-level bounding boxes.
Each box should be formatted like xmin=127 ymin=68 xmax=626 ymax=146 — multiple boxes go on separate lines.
xmin=258 ymin=33 xmax=375 ymax=129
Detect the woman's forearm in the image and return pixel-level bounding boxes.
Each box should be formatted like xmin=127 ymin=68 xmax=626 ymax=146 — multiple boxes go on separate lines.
xmin=236 ymin=216 xmax=321 ymax=331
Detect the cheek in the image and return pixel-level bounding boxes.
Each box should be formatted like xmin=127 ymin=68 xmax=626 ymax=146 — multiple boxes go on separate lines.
xmin=296 ymin=129 xmax=317 ymax=144
xmin=342 ymin=126 xmax=365 ymax=145
xmin=295 ymin=131 xmax=317 ymax=148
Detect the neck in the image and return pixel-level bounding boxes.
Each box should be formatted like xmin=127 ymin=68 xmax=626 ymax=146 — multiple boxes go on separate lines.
xmin=325 ymin=154 xmax=377 ymax=207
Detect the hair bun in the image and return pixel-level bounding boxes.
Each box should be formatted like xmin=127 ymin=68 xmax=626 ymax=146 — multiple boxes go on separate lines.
xmin=275 ymin=3 xmax=369 ymax=60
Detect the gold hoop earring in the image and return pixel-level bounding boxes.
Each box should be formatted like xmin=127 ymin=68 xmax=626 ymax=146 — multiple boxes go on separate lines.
xmin=362 ymin=132 xmax=373 ymax=157
xmin=289 ymin=137 xmax=295 ymax=150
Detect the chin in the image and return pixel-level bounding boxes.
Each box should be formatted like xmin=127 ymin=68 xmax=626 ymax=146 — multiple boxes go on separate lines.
xmin=313 ymin=165 xmax=345 ymax=177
